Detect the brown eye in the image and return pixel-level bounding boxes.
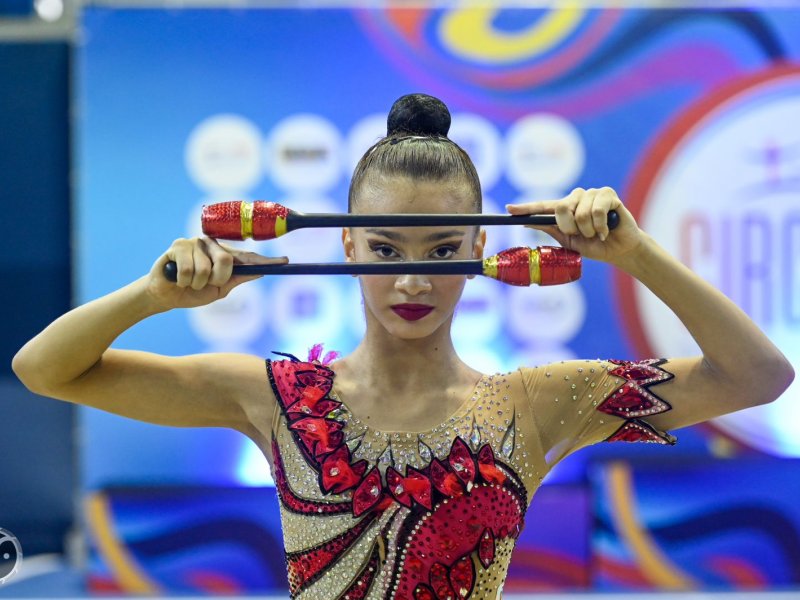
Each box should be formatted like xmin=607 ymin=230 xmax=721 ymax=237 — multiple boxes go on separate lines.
xmin=369 ymin=244 xmax=399 ymax=259
xmin=432 ymin=245 xmax=459 ymax=259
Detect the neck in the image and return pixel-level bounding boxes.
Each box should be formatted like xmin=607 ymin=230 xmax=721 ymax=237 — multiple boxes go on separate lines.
xmin=343 ymin=314 xmax=467 ymax=391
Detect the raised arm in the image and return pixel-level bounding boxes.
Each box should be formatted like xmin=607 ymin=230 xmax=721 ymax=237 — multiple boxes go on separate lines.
xmin=508 ymin=188 xmax=794 ymax=433
xmin=12 ymin=237 xmax=288 ymax=446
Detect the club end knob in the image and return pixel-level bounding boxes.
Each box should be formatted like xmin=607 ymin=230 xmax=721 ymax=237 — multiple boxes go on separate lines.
xmin=163 ymin=261 xmax=178 ymax=282
xmin=607 ymin=210 xmax=620 ymax=231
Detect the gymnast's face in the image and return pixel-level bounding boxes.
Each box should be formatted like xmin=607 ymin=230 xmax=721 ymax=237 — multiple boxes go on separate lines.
xmin=343 ymin=175 xmax=485 ymax=340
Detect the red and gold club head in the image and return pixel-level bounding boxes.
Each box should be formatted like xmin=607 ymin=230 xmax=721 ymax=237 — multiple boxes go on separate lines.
xmin=201 ymin=200 xmax=291 ymax=240
xmin=483 ymin=247 xmax=581 ymax=286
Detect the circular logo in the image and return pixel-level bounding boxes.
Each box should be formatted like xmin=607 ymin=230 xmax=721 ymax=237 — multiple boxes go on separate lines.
xmin=506 ymin=280 xmax=586 ymax=345
xmin=621 ymin=65 xmax=800 ymax=457
xmin=185 ymin=114 xmax=264 ymax=194
xmin=505 ymin=113 xmax=585 ymax=193
xmin=269 ymin=276 xmax=343 ymax=343
xmin=187 ymin=281 xmax=267 ymax=350
xmin=266 ymin=114 xmax=343 ymax=192
xmin=0 ymin=529 xmax=22 ymax=584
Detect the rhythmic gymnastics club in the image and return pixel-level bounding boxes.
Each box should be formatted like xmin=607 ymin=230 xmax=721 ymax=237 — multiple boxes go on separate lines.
xmin=200 ymin=200 xmax=620 ymax=240
xmin=163 ymin=246 xmax=581 ymax=287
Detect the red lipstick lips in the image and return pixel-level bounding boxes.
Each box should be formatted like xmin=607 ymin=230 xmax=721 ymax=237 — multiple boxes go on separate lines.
xmin=391 ymin=303 xmax=434 ymax=321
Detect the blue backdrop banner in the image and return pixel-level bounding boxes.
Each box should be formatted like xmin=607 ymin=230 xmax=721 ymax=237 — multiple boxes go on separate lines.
xmin=76 ymin=7 xmax=800 ymax=491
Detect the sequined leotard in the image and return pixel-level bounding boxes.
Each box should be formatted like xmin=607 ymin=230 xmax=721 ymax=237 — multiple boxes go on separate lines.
xmin=265 ymin=348 xmax=675 ymax=599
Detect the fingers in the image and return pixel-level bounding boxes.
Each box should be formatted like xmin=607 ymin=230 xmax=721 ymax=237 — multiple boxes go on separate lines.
xmin=506 ymin=199 xmax=561 ymax=215
xmin=204 ymin=238 xmax=234 ymax=286
xmin=230 ymin=248 xmax=289 ymax=266
xmin=167 ymin=239 xmax=196 ymax=288
xmin=219 ymin=257 xmax=289 ymax=297
xmin=205 ymin=238 xmax=289 ymax=294
xmin=167 ymin=237 xmax=262 ymax=290
xmin=190 ymin=240 xmax=213 ymax=290
xmin=555 ymin=189 xmax=581 ymax=236
xmin=506 ymin=194 xmax=581 ymax=237
xmin=507 ymin=188 xmax=623 ymax=243
xmin=594 ymin=188 xmax=619 ymax=241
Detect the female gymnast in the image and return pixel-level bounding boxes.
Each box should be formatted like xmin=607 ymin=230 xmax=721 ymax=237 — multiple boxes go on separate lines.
xmin=13 ymin=94 xmax=794 ymax=599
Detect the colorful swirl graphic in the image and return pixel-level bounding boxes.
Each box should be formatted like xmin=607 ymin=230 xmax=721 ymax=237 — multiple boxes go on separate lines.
xmin=355 ymin=8 xmax=786 ymax=120
xmin=439 ymin=8 xmax=587 ymax=65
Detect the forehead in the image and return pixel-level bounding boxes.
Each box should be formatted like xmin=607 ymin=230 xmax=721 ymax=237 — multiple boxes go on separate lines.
xmin=356 ymin=176 xmax=475 ymax=215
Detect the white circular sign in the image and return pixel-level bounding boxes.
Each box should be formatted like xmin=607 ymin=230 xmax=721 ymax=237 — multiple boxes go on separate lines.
xmin=266 ymin=114 xmax=343 ymax=192
xmin=506 ymin=281 xmax=586 ymax=344
xmin=623 ymin=69 xmax=800 ymax=456
xmin=270 ymin=276 xmax=343 ymax=343
xmin=188 ymin=280 xmax=267 ymax=349
xmin=505 ymin=113 xmax=585 ymax=193
xmin=185 ymin=114 xmax=263 ymax=194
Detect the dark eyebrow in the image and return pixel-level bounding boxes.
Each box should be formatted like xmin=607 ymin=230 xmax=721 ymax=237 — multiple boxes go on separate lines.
xmin=364 ymin=228 xmax=465 ymax=242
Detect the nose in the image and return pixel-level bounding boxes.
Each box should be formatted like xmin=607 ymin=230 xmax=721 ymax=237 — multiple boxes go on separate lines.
xmin=394 ymin=273 xmax=432 ymax=296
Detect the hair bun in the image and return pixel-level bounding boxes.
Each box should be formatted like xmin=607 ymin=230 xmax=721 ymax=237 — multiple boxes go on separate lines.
xmin=387 ymin=93 xmax=451 ymax=137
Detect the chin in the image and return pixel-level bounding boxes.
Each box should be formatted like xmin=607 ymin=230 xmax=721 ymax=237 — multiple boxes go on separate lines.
xmin=384 ymin=315 xmax=449 ymax=340
xmin=389 ymin=328 xmax=436 ymax=341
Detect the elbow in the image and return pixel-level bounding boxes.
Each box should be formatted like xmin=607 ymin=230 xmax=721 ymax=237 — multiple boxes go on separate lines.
xmin=774 ymin=355 xmax=795 ymax=400
xmin=11 ymin=349 xmax=33 ymax=391
xmin=11 ymin=349 xmax=50 ymax=395
xmin=11 ymin=349 xmax=31 ymax=384
xmin=715 ymin=351 xmax=795 ymax=409
xmin=752 ymin=353 xmax=795 ymax=407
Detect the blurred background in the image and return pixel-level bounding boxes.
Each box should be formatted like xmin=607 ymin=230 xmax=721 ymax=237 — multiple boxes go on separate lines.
xmin=1 ymin=0 xmax=799 ymax=597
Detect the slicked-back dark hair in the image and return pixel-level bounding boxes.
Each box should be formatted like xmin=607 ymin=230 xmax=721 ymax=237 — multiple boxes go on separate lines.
xmin=348 ymin=94 xmax=482 ymax=213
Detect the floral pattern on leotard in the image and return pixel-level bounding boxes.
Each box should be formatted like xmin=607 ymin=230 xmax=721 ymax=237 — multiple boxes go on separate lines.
xmin=266 ymin=349 xmax=676 ymax=599
xmin=267 ymin=351 xmax=528 ymax=599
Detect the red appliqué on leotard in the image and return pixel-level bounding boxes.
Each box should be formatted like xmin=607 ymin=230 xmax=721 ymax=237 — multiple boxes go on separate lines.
xmin=266 ymin=349 xmax=675 ymax=598
xmin=600 ymin=358 xmax=677 ymax=445
xmin=266 ymin=348 xmax=529 ymax=599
